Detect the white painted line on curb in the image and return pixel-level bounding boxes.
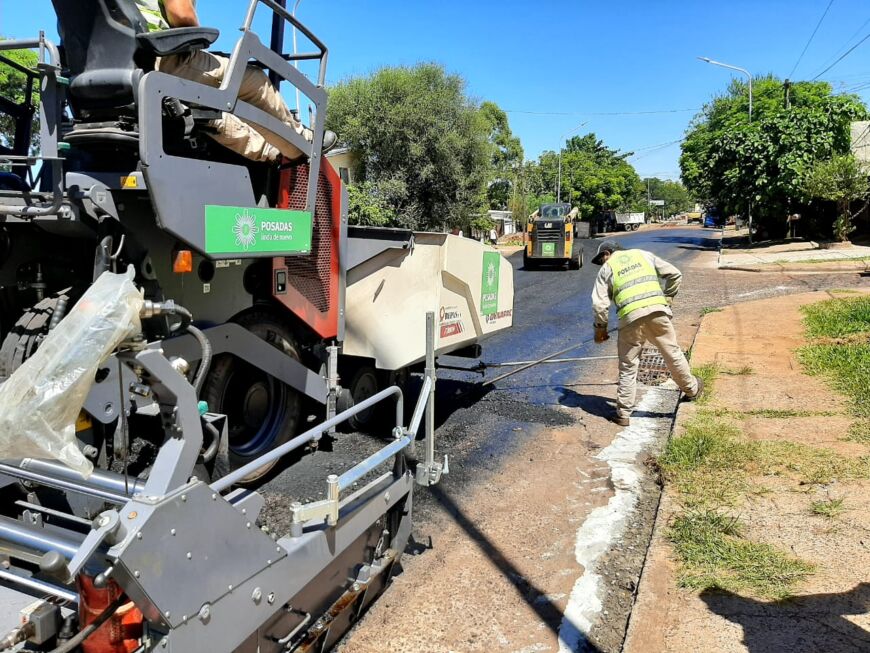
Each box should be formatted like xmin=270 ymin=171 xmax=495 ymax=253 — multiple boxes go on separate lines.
xmin=557 ymin=387 xmax=678 ymax=653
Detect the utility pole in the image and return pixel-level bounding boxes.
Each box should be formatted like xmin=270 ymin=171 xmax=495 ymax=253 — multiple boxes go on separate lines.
xmin=784 ymin=79 xmax=791 ymax=109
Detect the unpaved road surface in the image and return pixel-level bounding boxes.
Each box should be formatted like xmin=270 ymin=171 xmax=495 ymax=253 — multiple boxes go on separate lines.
xmin=277 ymin=227 xmax=868 ymax=652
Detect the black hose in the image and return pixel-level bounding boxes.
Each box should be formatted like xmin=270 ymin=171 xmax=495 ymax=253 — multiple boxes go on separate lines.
xmin=200 ymin=420 xmax=220 ymax=463
xmin=48 ymin=594 xmax=127 ymax=653
xmin=170 ymin=303 xmax=193 ymax=333
xmin=186 ymin=324 xmax=212 ymax=395
xmin=163 ymin=303 xmax=211 ymax=395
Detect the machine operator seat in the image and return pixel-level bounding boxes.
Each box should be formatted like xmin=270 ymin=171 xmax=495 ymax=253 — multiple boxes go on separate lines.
xmin=52 ymin=0 xmax=218 ymax=148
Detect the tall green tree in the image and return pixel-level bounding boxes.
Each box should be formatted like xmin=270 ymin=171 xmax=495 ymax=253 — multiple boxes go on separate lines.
xmin=803 ymin=154 xmax=870 ymax=241
xmin=633 ymin=178 xmax=693 ymax=215
xmin=526 ymin=132 xmax=643 ymax=219
xmin=326 ymin=64 xmax=494 ymax=231
xmin=680 ymin=76 xmax=868 ymax=238
xmin=478 ymin=101 xmax=523 ymax=210
xmin=0 ymin=41 xmax=39 ymax=154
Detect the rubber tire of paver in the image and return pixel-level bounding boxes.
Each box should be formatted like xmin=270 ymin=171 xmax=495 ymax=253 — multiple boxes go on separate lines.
xmin=202 ymin=309 xmax=302 ymax=485
xmin=345 ymin=365 xmax=381 ymax=432
xmin=0 ymin=289 xmax=75 ymax=379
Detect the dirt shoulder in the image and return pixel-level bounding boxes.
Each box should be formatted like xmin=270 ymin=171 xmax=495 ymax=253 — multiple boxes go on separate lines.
xmin=624 ymin=289 xmax=870 ymax=653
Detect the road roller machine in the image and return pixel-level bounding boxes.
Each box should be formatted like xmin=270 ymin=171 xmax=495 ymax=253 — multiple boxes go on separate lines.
xmin=0 ymin=1 xmax=513 ymax=650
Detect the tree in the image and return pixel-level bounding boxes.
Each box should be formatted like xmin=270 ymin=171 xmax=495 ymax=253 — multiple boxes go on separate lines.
xmin=526 ymin=132 xmax=643 ymax=219
xmin=478 ymin=101 xmax=523 ymax=210
xmin=0 ymin=41 xmax=39 ymax=154
xmin=803 ymin=154 xmax=870 ymax=241
xmin=326 ymin=64 xmax=495 ymax=231
xmin=633 ymin=178 xmax=693 ymax=216
xmin=680 ymin=76 xmax=868 ymax=238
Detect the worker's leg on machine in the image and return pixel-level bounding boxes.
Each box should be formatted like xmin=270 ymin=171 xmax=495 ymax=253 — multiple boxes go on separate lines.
xmin=205 ymin=113 xmax=281 ymax=163
xmin=616 ymin=319 xmax=645 ymax=419
xmin=157 ymin=51 xmax=307 ymax=160
xmin=643 ymin=313 xmax=699 ymax=397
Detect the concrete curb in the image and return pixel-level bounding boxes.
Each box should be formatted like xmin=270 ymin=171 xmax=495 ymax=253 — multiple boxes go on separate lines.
xmin=621 ymin=315 xmax=706 ymax=651
xmin=719 ymin=260 xmax=870 ymax=273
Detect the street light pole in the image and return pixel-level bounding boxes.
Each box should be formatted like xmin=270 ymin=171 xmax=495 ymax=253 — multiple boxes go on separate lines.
xmin=698 ymin=57 xmax=752 ymax=121
xmin=557 ymin=120 xmax=589 ymax=203
xmin=698 ymin=56 xmax=754 ymax=239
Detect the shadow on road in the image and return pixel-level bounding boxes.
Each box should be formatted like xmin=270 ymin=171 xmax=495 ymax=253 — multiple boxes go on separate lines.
xmin=647 ymin=235 xmax=719 ymax=249
xmin=556 ymin=388 xmax=613 ymax=418
xmin=427 ymin=484 xmax=605 ymax=653
xmin=700 ymin=584 xmax=870 ymax=653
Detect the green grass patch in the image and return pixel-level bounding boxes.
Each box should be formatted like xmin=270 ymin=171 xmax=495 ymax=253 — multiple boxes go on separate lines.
xmin=691 ymin=363 xmax=720 ymax=405
xmin=798 ymin=296 xmax=870 ymax=431
xmin=668 ymin=510 xmax=814 ymax=599
xmin=800 ymin=296 xmax=870 ymax=338
xmin=721 ymin=365 xmax=754 ymax=376
xmin=741 ymin=408 xmax=839 ymax=418
xmin=701 ymin=307 xmax=723 ymax=315
xmin=846 ymin=419 xmax=870 ymax=443
xmin=660 ymin=295 xmax=870 ymax=599
xmin=798 ymin=343 xmax=870 ymax=418
xmin=810 ymin=498 xmax=846 ymax=519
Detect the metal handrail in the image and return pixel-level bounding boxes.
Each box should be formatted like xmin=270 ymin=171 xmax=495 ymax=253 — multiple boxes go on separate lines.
xmin=0 ymin=36 xmax=65 ymax=218
xmin=211 ymin=385 xmax=405 ymax=493
xmin=242 ymin=0 xmax=329 ymax=87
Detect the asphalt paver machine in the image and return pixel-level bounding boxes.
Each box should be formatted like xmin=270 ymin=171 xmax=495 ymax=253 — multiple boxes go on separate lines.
xmin=0 ymin=1 xmax=513 ymax=650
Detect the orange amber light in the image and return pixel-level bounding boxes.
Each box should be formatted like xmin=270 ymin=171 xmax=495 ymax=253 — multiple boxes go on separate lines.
xmin=173 ymin=250 xmax=193 ymax=274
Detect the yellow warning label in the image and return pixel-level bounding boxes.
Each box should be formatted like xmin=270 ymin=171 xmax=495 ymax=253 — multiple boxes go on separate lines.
xmin=75 ymin=412 xmax=93 ymax=432
xmin=121 ymin=175 xmax=138 ymax=189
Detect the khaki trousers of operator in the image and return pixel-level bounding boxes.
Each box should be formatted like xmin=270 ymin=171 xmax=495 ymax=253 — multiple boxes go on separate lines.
xmin=616 ymin=312 xmax=698 ymax=418
xmin=157 ymin=50 xmax=306 ymax=162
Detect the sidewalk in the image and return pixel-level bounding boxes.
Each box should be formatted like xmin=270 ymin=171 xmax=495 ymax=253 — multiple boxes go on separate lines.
xmin=719 ymin=231 xmax=870 ymax=272
xmin=624 ymin=289 xmax=870 ymax=653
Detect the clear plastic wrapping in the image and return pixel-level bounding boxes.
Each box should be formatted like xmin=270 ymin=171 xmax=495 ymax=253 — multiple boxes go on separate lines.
xmin=0 ymin=267 xmax=143 ymax=477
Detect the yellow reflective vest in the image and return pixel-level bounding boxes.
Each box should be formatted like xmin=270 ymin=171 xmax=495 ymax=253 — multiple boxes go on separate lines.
xmin=607 ymin=249 xmax=668 ymax=321
xmin=135 ymin=0 xmax=170 ymax=31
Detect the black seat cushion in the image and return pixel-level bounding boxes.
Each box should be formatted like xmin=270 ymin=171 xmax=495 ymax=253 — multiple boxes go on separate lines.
xmin=136 ymin=27 xmax=219 ymax=57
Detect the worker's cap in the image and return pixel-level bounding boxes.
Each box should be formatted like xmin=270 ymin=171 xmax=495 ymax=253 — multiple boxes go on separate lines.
xmin=592 ymin=240 xmax=623 ymax=265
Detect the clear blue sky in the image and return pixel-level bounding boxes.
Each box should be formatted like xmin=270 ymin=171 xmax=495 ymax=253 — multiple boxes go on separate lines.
xmin=3 ymin=0 xmax=870 ymax=180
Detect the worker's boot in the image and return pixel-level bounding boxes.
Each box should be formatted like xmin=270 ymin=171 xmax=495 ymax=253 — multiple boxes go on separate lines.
xmin=685 ymin=376 xmax=705 ymax=402
xmin=610 ymin=412 xmax=630 ymax=427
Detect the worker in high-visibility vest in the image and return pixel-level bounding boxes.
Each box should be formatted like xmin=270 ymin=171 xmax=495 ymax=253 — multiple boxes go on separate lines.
xmin=590 ymin=240 xmax=703 ymax=426
xmin=134 ymin=0 xmax=336 ymax=163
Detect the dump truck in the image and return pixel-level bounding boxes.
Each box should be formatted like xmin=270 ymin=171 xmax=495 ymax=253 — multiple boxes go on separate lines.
xmin=523 ymin=203 xmax=585 ymax=270
xmin=0 ymin=2 xmax=513 ymax=651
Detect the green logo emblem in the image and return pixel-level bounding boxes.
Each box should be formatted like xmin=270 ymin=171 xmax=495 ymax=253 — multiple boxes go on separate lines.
xmin=480 ymin=252 xmax=500 ymax=316
xmin=233 ymin=210 xmax=259 ymax=250
xmin=542 ymin=242 xmax=556 ymax=257
xmin=204 ymin=205 xmax=312 ymax=256
xmin=618 ymin=253 xmax=631 ymax=265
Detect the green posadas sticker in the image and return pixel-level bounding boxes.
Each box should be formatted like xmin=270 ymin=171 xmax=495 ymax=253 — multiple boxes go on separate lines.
xmin=481 ymin=251 xmax=500 ymax=316
xmin=204 ymin=205 xmax=312 ymax=255
xmin=542 ymin=242 xmax=556 ymax=257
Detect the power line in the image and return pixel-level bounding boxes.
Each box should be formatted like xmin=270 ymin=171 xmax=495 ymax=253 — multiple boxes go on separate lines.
xmin=811 ymin=15 xmax=870 ymax=79
xmin=504 ymin=108 xmax=699 ymax=117
xmin=626 ymin=139 xmax=684 ymax=159
xmin=789 ymin=0 xmax=835 ymax=79
xmin=812 ymin=30 xmax=870 ymax=80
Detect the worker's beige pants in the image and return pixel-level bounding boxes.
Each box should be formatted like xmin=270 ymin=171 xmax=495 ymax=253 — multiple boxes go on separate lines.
xmin=157 ymin=50 xmax=306 ymax=162
xmin=616 ymin=312 xmax=698 ymax=418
